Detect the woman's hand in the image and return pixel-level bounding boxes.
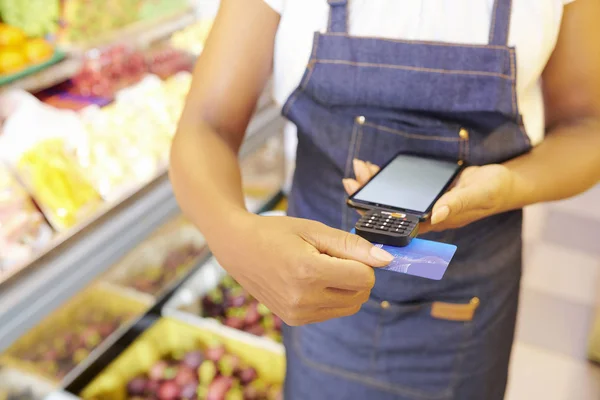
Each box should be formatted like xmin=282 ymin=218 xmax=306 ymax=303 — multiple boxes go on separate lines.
xmin=208 ymin=214 xmax=394 ymax=326
xmin=343 ymin=159 xmax=517 ymax=234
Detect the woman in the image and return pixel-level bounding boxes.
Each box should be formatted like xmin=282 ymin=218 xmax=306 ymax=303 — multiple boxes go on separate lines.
xmin=170 ymin=0 xmax=600 ymax=398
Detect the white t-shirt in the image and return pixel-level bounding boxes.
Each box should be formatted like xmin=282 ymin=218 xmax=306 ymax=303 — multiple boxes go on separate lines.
xmin=264 ymin=0 xmax=575 ymax=146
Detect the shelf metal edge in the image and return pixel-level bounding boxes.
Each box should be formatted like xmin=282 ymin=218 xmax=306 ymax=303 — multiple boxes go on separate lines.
xmin=0 ymin=173 xmax=179 ymax=353
xmin=0 ymin=107 xmax=285 ymax=352
xmin=1 ymin=58 xmax=83 ymax=94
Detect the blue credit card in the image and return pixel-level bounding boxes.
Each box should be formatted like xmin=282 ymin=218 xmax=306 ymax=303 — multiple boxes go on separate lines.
xmin=351 ymin=229 xmax=457 ymax=280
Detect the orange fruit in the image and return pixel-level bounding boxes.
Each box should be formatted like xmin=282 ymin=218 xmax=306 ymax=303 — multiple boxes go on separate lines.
xmin=0 ymin=49 xmax=28 ymax=75
xmin=0 ymin=24 xmax=26 ymax=47
xmin=23 ymin=38 xmax=54 ymax=63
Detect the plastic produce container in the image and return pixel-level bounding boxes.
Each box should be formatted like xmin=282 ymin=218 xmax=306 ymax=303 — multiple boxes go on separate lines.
xmin=102 ymin=217 xmax=208 ymax=299
xmin=80 ymin=317 xmax=284 ymax=400
xmin=0 ymin=284 xmax=150 ymax=383
xmin=0 ymin=367 xmax=56 ymax=400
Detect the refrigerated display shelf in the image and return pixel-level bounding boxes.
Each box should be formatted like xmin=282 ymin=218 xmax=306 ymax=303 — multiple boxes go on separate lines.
xmin=60 ymin=192 xmax=284 ymax=394
xmin=0 ymin=9 xmax=198 ymax=94
xmin=0 ymin=105 xmax=286 ymax=353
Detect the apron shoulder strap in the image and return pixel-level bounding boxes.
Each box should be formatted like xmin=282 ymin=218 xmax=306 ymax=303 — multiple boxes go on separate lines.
xmin=327 ymin=0 xmax=512 ymax=46
xmin=488 ymin=0 xmax=513 ymax=46
xmin=327 ymin=0 xmax=348 ymax=34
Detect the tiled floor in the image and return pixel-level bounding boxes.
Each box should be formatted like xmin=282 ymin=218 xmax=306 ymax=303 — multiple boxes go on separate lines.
xmin=507 ymin=185 xmax=600 ymax=399
xmin=506 ymin=342 xmax=600 ymax=400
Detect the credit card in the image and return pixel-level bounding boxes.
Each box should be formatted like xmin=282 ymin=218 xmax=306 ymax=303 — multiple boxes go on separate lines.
xmin=351 ymin=229 xmax=457 ymax=280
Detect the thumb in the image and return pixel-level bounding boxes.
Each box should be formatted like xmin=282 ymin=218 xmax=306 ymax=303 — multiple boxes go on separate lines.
xmin=311 ymin=225 xmax=394 ymax=267
xmin=431 ymin=186 xmax=483 ymax=225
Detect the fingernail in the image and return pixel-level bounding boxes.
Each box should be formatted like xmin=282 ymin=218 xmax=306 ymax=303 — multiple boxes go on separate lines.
xmin=353 ymin=159 xmax=361 ymax=173
xmin=431 ymin=206 xmax=450 ymax=225
xmin=370 ymin=246 xmax=394 ymax=263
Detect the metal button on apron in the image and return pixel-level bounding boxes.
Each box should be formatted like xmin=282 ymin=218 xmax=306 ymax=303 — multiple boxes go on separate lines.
xmin=380 ymin=300 xmax=391 ymax=309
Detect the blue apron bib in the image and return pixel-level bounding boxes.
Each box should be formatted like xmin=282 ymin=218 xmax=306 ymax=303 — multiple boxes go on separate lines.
xmin=281 ymin=1 xmax=530 ymax=398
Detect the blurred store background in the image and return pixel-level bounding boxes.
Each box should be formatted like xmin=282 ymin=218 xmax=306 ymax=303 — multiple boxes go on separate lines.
xmin=0 ymin=1 xmax=597 ymax=400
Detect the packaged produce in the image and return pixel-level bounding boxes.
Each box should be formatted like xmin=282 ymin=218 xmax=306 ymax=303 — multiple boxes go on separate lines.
xmin=16 ymin=139 xmax=100 ymax=230
xmin=165 ymin=248 xmax=286 ymax=347
xmin=0 ymin=0 xmax=59 ymax=38
xmin=75 ymin=73 xmax=192 ymax=201
xmin=71 ymin=45 xmax=147 ymax=99
xmin=0 ymin=367 xmax=55 ymax=400
xmin=0 ymin=166 xmax=53 ymax=274
xmin=80 ymin=318 xmax=284 ymax=400
xmin=71 ymin=43 xmax=193 ymax=100
xmin=191 ymin=276 xmax=283 ymax=343
xmin=0 ymin=285 xmax=148 ymax=382
xmin=138 ymin=0 xmax=189 ymax=22
xmin=76 ymin=103 xmax=165 ymax=201
xmin=105 ymin=221 xmax=207 ymax=297
xmin=144 ymin=46 xmax=195 ymax=80
xmin=0 ymin=91 xmax=101 ymax=231
xmin=170 ymin=19 xmax=214 ymax=56
xmin=56 ymin=0 xmax=190 ymax=47
xmin=57 ymin=0 xmax=140 ymax=47
xmin=0 ymin=387 xmax=36 ymax=400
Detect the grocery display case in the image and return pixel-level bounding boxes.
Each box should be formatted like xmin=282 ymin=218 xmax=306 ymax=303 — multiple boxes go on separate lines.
xmin=0 ymin=132 xmax=286 ymax=399
xmin=79 ymin=317 xmax=284 ymax=400
xmin=163 ymin=252 xmax=286 ymax=350
xmin=0 ymin=106 xmax=286 ymax=395
xmin=1 ymin=284 xmax=151 ymax=384
xmin=0 ymin=1 xmax=289 ymax=397
xmin=0 ymin=96 xmax=285 ymax=350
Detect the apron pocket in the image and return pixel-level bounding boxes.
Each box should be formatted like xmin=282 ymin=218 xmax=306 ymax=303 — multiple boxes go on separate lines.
xmin=347 ymin=116 xmax=468 ymax=169
xmin=371 ymin=298 xmax=475 ymax=398
xmin=292 ymin=298 xmax=477 ymax=399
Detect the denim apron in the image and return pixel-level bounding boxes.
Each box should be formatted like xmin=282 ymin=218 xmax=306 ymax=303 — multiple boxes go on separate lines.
xmin=281 ymin=0 xmax=531 ymax=398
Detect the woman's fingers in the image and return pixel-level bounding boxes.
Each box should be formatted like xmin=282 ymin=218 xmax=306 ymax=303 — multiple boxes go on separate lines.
xmin=365 ymin=161 xmax=380 ymax=176
xmin=350 ymin=159 xmax=380 ymax=187
xmin=353 ymin=159 xmax=372 ymax=185
xmin=343 ymin=178 xmax=361 ymax=195
xmin=345 ymin=159 xmax=381 ymax=217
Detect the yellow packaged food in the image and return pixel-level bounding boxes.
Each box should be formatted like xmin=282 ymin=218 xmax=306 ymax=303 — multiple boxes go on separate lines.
xmin=0 ymin=165 xmax=53 ymax=273
xmin=0 ymin=92 xmax=101 ymax=232
xmin=17 ymin=138 xmax=101 ymax=231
